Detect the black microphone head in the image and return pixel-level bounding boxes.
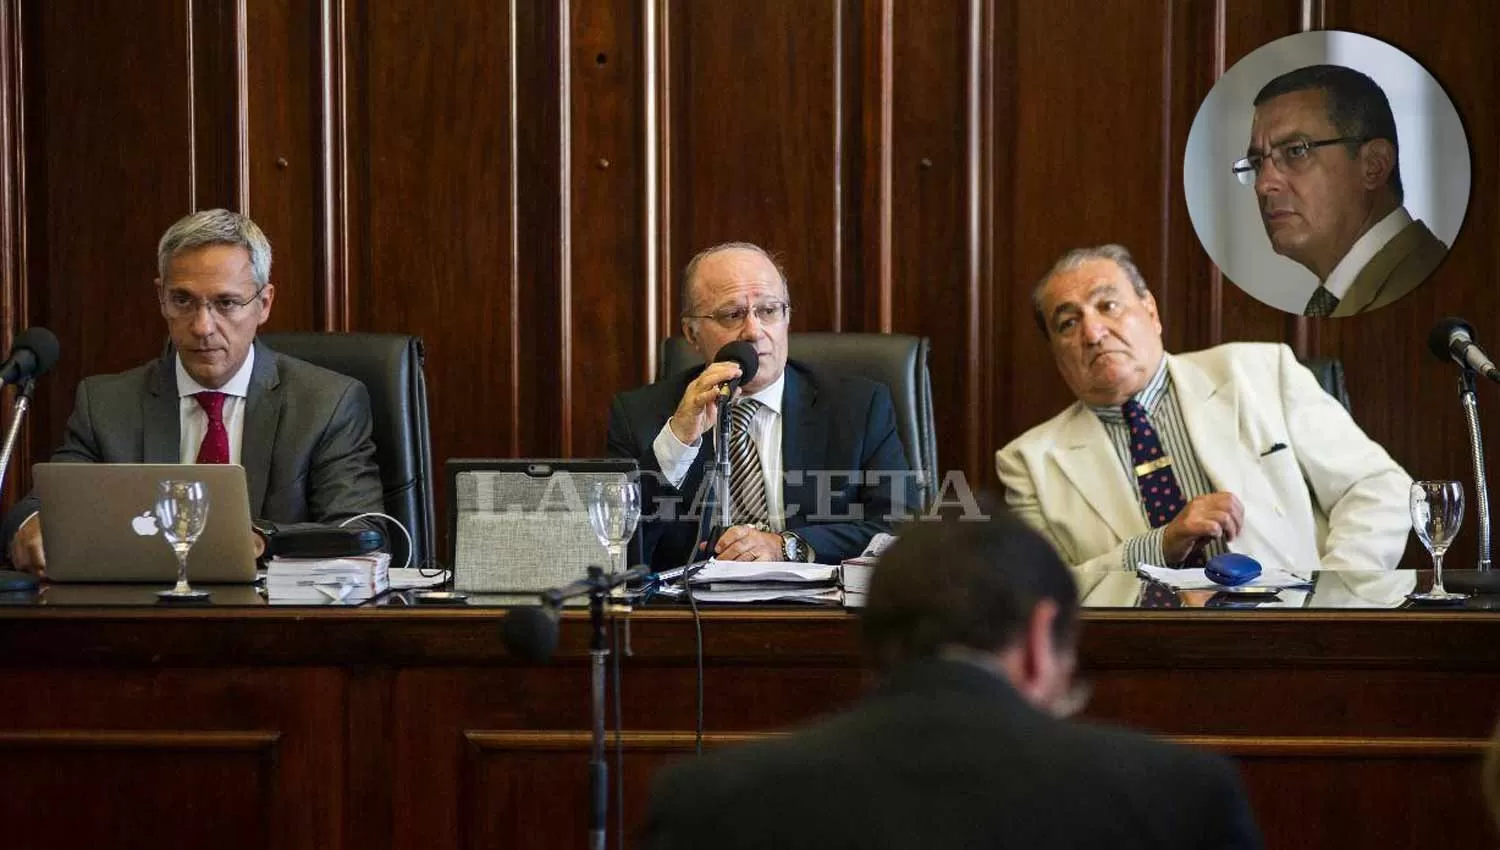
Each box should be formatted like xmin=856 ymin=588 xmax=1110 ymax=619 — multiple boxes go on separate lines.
xmin=500 ymin=605 xmax=560 ymax=663
xmin=9 ymin=326 xmax=60 ymax=380
xmin=712 ymin=340 xmax=760 ymax=388
xmin=1429 ymin=317 xmax=1475 ymax=362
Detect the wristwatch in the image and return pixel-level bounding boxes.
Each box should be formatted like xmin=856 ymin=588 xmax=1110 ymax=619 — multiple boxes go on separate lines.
xmin=780 ymin=531 xmax=810 ymax=563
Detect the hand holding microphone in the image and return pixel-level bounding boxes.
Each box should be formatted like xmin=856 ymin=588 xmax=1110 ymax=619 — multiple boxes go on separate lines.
xmin=667 ymin=341 xmax=761 ymax=445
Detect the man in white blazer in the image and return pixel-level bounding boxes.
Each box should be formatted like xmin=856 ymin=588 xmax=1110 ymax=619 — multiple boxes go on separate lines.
xmin=995 ymin=244 xmax=1411 ymax=578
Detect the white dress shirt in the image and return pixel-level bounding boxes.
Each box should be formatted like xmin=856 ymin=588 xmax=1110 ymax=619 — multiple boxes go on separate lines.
xmin=1321 ymin=206 xmax=1412 ymax=298
xmin=175 ymin=345 xmax=255 ymax=465
xmin=652 ymin=371 xmax=787 ymax=531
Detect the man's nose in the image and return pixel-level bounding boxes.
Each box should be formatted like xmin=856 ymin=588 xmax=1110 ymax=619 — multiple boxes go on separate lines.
xmin=737 ymin=312 xmax=763 ymax=341
xmin=1255 ymin=159 xmax=1284 ymax=197
xmin=188 ymin=303 xmax=217 ymax=336
xmin=1080 ymin=313 xmax=1110 ymax=345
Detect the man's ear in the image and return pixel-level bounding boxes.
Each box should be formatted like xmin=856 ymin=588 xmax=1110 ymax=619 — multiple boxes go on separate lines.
xmin=1361 ymin=138 xmax=1396 ymax=192
xmin=681 ymin=318 xmax=697 ymax=345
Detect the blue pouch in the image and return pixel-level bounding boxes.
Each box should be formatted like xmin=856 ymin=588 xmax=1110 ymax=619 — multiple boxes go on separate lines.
xmin=1205 ymin=552 xmax=1262 ymax=586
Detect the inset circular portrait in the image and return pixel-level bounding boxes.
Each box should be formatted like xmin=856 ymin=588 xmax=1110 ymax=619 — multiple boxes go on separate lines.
xmin=1185 ymin=31 xmax=1469 ymax=317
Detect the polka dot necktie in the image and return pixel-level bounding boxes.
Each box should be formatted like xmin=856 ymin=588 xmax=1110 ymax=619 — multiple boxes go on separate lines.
xmin=1122 ymin=399 xmax=1202 ymax=569
xmin=194 ymin=391 xmax=230 ymax=464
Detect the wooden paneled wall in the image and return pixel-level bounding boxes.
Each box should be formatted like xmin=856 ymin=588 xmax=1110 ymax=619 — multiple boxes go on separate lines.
xmin=1 ymin=0 xmax=1497 ymax=563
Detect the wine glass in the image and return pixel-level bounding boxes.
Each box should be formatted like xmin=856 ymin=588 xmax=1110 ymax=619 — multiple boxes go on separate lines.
xmin=155 ymin=480 xmax=212 ymax=601
xmin=1408 ymin=480 xmax=1469 ymax=603
xmin=589 ymin=479 xmax=641 ymax=576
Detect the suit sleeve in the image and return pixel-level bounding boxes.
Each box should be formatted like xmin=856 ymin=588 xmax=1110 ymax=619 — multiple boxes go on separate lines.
xmin=994 ymin=444 xmax=1133 ymax=595
xmin=1187 ymin=754 xmax=1264 ymax=850
xmin=1 ymin=378 xmax=106 ymax=557
xmin=263 ymin=379 xmax=384 ymax=535
xmin=1277 ymin=345 xmax=1412 ymax=569
xmin=794 ymin=383 xmax=915 ymax=563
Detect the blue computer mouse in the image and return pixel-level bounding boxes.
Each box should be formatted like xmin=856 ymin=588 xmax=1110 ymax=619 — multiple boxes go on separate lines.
xmin=1205 ymin=552 xmax=1262 ymax=586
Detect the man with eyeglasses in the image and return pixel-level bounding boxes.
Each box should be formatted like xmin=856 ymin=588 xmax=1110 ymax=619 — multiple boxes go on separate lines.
xmin=640 ymin=504 xmax=1263 ymax=850
xmin=607 ymin=242 xmax=915 ymax=568
xmin=2 ymin=209 xmax=382 ymax=573
xmin=996 ymin=244 xmax=1410 ymax=581
xmin=1237 ymin=64 xmax=1446 ymax=317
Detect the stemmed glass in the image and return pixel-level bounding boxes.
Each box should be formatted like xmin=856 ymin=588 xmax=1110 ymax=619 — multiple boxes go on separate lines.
xmin=588 ymin=479 xmax=641 ymax=577
xmin=1408 ymin=480 xmax=1469 ymax=603
xmin=155 ymin=480 xmax=212 ymax=601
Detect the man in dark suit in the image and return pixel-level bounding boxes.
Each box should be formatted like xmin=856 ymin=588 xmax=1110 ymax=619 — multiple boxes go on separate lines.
xmin=4 ymin=209 xmax=382 ymax=573
xmin=640 ymin=506 xmax=1263 ymax=849
xmin=607 ymin=242 xmax=915 ymax=568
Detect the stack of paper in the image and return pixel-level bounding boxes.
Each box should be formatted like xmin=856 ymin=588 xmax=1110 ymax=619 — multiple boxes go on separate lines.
xmin=839 ymin=532 xmax=897 ymax=608
xmin=680 ymin=559 xmax=841 ymax=604
xmin=265 ymin=553 xmax=392 ymax=605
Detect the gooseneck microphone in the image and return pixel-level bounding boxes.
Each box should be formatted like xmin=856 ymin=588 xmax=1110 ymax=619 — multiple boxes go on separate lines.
xmin=0 ymin=326 xmax=60 ymax=386
xmin=0 ymin=326 xmax=60 ymax=593
xmin=1429 ymin=317 xmax=1500 ymax=382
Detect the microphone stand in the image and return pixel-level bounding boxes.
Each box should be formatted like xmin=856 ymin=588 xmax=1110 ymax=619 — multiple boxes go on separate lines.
xmin=1458 ymin=369 xmax=1492 ymax=572
xmin=0 ymin=378 xmax=39 ymax=592
xmin=704 ymin=387 xmax=734 ymax=559
xmin=585 ymin=565 xmax=609 ymax=850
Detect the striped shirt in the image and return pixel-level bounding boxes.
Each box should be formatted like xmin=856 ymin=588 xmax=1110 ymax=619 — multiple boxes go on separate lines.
xmin=1087 ymin=357 xmax=1226 ymax=568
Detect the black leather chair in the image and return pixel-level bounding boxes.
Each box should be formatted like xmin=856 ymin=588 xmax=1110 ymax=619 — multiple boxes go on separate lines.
xmin=259 ymin=332 xmax=436 ymax=569
xmin=658 ymin=332 xmax=938 ymax=509
xmin=1300 ymin=357 xmax=1351 ymax=412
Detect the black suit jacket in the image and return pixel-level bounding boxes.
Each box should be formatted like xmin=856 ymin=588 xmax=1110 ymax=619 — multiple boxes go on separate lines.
xmin=606 ymin=361 xmax=916 ymax=568
xmin=641 ymin=658 xmax=1263 ymax=850
xmin=1 ymin=339 xmax=384 ymax=553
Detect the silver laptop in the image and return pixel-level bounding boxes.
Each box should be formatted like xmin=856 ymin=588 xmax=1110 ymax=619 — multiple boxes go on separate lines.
xmin=35 ymin=463 xmax=260 ymax=583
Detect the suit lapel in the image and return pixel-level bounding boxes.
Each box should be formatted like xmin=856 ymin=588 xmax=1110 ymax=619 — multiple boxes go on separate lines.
xmin=142 ymin=353 xmax=181 ymax=463
xmin=241 ymin=341 xmax=281 ymax=513
xmin=780 ymin=366 xmax=822 ymax=523
xmin=1168 ymin=354 xmax=1299 ymax=567
xmin=1047 ymin=405 xmax=1142 ymax=542
xmin=1332 ymin=219 xmax=1423 ymax=317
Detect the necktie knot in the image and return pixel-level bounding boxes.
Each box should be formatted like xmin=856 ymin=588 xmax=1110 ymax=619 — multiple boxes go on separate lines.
xmin=730 ymin=398 xmax=761 ymax=429
xmin=1305 ymin=285 xmax=1340 ymax=317
xmin=194 ymin=391 xmax=227 ymax=423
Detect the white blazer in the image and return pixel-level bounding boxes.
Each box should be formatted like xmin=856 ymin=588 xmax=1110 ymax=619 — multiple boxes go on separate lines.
xmin=996 ymin=343 xmax=1412 ymax=577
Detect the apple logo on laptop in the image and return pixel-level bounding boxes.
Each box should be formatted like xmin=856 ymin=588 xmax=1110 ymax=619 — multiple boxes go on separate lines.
xmin=131 ymin=511 xmax=160 ymax=537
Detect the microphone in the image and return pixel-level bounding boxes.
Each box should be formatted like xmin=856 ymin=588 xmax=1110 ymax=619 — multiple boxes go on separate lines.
xmin=1429 ymin=317 xmax=1500 ymax=382
xmin=0 ymin=326 xmax=60 ymax=385
xmin=712 ymin=340 xmax=760 ymax=395
xmin=498 ymin=566 xmax=654 ymax=662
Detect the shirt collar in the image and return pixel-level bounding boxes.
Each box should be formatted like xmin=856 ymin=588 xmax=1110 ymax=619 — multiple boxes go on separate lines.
xmin=743 ymin=369 xmax=786 ymax=416
xmin=176 ymin=343 xmax=255 ymax=399
xmin=1321 ymin=206 xmax=1412 ymax=298
xmin=1088 ymin=354 xmax=1169 ymax=423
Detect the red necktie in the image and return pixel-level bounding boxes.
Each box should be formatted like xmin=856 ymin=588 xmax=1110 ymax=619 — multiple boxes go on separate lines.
xmin=194 ymin=391 xmax=230 ymax=464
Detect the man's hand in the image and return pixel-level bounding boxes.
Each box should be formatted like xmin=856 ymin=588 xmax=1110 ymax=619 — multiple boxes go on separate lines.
xmin=668 ymin=361 xmax=743 ymax=445
xmin=1162 ymin=492 xmax=1244 ymax=564
xmin=251 ymin=530 xmax=266 ymax=560
xmin=9 ymin=516 xmax=46 ymax=576
xmin=710 ymin=525 xmax=783 ymax=562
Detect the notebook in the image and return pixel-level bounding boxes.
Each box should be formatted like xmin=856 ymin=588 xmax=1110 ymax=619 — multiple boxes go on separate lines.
xmin=34 ymin=463 xmax=260 ymax=583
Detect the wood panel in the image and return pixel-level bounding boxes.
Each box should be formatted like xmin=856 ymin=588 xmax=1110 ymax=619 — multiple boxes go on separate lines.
xmin=21 ymin=0 xmax=197 ymax=471
xmin=6 ymin=0 xmax=1500 ymax=578
xmin=665 ymin=0 xmax=843 ymax=330
xmin=1 ymin=607 xmax=1497 ymax=850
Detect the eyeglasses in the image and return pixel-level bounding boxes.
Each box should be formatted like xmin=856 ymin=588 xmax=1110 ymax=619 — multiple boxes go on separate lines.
xmin=1231 ymin=136 xmax=1367 ymax=185
xmin=683 ymin=301 xmax=792 ymax=330
xmin=160 ymin=285 xmax=267 ymax=320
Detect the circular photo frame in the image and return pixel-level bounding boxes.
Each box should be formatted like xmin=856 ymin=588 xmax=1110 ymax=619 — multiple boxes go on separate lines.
xmin=1184 ymin=31 xmax=1470 ymax=317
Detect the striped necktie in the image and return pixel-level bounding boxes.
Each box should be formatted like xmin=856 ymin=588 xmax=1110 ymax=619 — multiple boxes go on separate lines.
xmin=726 ymin=398 xmax=769 ymax=526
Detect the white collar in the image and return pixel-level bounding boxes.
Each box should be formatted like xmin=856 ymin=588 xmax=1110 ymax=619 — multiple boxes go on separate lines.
xmin=743 ymin=369 xmax=786 ymax=415
xmin=1321 ymin=206 xmax=1412 ymax=299
xmin=176 ymin=343 xmax=255 ymax=399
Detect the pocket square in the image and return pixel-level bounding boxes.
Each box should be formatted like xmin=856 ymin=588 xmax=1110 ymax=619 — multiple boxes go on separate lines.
xmin=1259 ymin=442 xmax=1288 ymax=457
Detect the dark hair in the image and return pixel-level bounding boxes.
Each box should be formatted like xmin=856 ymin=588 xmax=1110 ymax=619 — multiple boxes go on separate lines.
xmin=1253 ymin=64 xmax=1402 ymax=202
xmin=860 ymin=501 xmax=1079 ymax=672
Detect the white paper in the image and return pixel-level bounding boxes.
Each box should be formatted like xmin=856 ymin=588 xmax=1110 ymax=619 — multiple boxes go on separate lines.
xmin=1137 ymin=563 xmax=1313 ymax=590
xmin=687 ymin=559 xmax=838 ymax=585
